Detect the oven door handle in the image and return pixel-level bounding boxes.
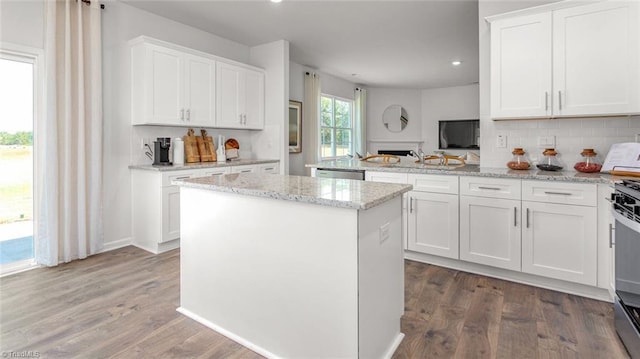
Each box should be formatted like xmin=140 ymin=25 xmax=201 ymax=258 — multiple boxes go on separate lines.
xmin=612 ymin=209 xmax=640 ymax=233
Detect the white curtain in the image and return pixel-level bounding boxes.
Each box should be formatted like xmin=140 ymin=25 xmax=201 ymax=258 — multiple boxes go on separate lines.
xmin=354 ymin=88 xmax=367 ymax=156
xmin=303 ymin=72 xmax=321 ymax=176
xmin=37 ymin=0 xmax=103 ymax=266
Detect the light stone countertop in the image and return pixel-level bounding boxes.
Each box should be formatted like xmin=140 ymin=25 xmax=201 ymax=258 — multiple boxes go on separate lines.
xmin=129 ymin=159 xmax=279 ymax=172
xmin=173 ymin=173 xmax=413 ymax=210
xmin=306 ymin=159 xmax=631 ymax=184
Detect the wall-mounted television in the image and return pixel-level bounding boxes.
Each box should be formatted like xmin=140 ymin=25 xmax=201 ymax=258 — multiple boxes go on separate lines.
xmin=438 ymin=119 xmax=480 ymax=150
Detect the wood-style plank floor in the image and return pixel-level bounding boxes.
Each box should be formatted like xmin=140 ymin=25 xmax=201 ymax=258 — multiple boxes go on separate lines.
xmin=0 ymin=246 xmax=630 ymax=358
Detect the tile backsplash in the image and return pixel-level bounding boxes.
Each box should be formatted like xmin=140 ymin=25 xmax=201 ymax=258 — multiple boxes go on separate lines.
xmin=480 ymin=115 xmax=640 ymax=168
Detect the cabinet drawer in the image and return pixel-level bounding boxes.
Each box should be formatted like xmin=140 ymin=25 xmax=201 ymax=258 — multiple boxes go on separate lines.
xmin=407 ymin=174 xmax=458 ymax=194
xmin=231 ymin=165 xmax=257 ymax=174
xmin=201 ymin=167 xmax=231 ymax=177
xmin=460 ymin=177 xmax=521 ymax=200
xmin=163 ymin=171 xmax=195 ymax=186
xmin=258 ymin=163 xmax=279 ymax=174
xmin=522 ymin=180 xmax=597 ymax=206
xmin=365 ymin=171 xmax=408 ymax=184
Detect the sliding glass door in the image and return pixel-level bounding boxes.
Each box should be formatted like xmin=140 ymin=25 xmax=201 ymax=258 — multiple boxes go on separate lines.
xmin=0 ymin=53 xmax=35 ymax=272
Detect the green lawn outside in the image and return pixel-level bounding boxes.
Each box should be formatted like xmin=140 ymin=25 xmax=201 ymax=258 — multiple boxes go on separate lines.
xmin=0 ymin=146 xmax=32 ymax=224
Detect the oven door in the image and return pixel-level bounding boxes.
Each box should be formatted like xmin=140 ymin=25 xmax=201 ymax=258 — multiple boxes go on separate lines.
xmin=613 ymin=210 xmax=640 ymax=307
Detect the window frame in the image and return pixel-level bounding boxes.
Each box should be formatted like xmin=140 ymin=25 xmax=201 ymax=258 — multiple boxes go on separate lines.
xmin=319 ymin=94 xmax=354 ymax=160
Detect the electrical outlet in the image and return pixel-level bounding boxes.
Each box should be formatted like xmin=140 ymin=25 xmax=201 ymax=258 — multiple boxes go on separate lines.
xmin=537 ymin=136 xmax=556 ymax=147
xmin=379 ymin=222 xmax=390 ymax=243
xmin=496 ymin=135 xmax=507 ymax=148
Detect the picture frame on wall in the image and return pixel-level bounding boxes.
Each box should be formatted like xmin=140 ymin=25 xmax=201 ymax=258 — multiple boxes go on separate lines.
xmin=289 ymin=100 xmax=302 ymax=153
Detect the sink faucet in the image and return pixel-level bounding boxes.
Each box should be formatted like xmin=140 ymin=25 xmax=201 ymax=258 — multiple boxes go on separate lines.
xmin=410 ymin=148 xmax=426 ymax=164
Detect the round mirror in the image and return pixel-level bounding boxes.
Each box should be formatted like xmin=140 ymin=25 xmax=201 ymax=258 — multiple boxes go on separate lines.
xmin=382 ymin=105 xmax=408 ymax=132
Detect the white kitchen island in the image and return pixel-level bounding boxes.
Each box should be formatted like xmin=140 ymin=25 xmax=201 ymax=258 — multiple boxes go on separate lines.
xmin=173 ymin=173 xmax=412 ymax=359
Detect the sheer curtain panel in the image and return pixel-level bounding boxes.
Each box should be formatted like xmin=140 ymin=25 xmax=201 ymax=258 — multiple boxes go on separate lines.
xmin=303 ymin=72 xmax=321 ymax=176
xmin=354 ymin=88 xmax=367 ymax=156
xmin=38 ymin=0 xmax=103 ymax=265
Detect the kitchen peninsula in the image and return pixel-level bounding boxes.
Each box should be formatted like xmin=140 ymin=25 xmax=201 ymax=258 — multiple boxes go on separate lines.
xmin=173 ymin=173 xmax=412 ymax=359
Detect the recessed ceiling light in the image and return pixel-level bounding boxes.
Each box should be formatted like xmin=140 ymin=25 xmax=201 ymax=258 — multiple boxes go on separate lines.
xmin=452 ymin=61 xmax=462 ymax=66
xmin=271 ymin=0 xmax=282 ymax=3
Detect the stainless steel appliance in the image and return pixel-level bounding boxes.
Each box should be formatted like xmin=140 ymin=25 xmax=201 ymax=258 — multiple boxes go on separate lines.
xmin=612 ymin=179 xmax=640 ymax=358
xmin=315 ymin=168 xmax=365 ymax=180
xmin=153 ymin=137 xmax=172 ymax=166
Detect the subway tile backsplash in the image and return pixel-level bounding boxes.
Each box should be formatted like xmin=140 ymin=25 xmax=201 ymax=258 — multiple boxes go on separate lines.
xmin=481 ymin=115 xmax=640 ymax=168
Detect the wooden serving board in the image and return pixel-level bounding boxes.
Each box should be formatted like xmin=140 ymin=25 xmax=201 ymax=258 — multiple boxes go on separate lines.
xmin=184 ymin=129 xmax=200 ymax=163
xmin=197 ymin=129 xmax=216 ymax=162
xmin=360 ymin=154 xmax=400 ymax=163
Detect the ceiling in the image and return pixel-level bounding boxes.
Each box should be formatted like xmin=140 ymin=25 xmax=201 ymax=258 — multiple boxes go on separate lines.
xmin=121 ymin=0 xmax=479 ymax=89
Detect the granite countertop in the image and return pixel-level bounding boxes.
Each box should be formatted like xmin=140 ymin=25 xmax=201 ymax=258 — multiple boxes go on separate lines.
xmin=306 ymin=159 xmax=628 ymax=184
xmin=129 ymin=159 xmax=279 ymax=172
xmin=173 ymin=173 xmax=413 ymax=210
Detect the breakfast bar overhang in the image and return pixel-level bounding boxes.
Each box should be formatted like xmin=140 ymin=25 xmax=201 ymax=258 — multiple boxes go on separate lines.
xmin=173 ymin=173 xmax=412 ymax=359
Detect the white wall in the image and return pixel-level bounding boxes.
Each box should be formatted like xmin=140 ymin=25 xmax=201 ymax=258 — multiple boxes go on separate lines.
xmin=421 ymin=84 xmax=479 ymax=156
xmin=249 ymin=40 xmax=290 ymax=174
xmin=288 ymin=61 xmax=358 ymax=176
xmin=0 ymin=0 xmax=44 ymax=49
xmin=478 ymin=0 xmax=640 ymax=168
xmin=366 ymin=88 xmax=422 ymax=155
xmin=102 ymin=1 xmax=259 ymax=249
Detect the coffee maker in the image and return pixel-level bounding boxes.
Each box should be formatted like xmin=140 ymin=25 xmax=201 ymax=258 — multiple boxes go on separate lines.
xmin=153 ymin=137 xmax=172 ymax=166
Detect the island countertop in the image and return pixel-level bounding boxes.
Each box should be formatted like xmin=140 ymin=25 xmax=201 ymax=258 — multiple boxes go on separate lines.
xmin=173 ymin=172 xmax=412 ymax=210
xmin=306 ymin=159 xmax=630 ymax=184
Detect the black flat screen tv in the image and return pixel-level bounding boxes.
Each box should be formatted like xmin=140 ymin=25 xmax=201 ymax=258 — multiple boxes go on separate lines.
xmin=438 ymin=119 xmax=480 ymax=150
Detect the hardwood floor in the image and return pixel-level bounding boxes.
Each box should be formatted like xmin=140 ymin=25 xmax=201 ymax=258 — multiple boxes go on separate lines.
xmin=0 ymin=246 xmax=629 ymax=358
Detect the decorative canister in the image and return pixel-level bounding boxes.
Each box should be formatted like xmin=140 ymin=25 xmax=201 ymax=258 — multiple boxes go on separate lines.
xmin=574 ymin=148 xmax=602 ymax=173
xmin=536 ymin=148 xmax=563 ymax=171
xmin=507 ymin=148 xmax=530 ymax=170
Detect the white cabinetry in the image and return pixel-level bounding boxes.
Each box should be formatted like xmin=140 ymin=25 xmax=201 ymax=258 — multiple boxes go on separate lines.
xmin=131 ymin=162 xmax=278 ymax=254
xmin=365 ymin=171 xmax=409 ymax=250
xmin=131 ymin=41 xmax=215 ymax=126
xmin=521 ymin=181 xmax=598 ymax=285
xmin=489 ymin=1 xmax=640 ymax=119
xmin=216 ymin=62 xmax=265 ymax=130
xmin=406 ymin=174 xmax=459 ymax=259
xmin=459 ymin=177 xmax=522 ymax=271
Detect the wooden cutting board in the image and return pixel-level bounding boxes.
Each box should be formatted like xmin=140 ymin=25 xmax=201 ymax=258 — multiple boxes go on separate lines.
xmin=184 ymin=129 xmax=200 ymax=163
xmin=197 ymin=129 xmax=216 ymax=162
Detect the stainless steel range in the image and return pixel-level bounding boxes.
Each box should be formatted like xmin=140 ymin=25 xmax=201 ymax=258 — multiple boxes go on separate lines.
xmin=612 ymin=179 xmax=640 ymax=358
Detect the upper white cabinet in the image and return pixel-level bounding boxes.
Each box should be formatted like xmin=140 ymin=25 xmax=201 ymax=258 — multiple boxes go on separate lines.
xmin=489 ymin=1 xmax=640 ymax=119
xmin=216 ymin=62 xmax=265 ymax=130
xmin=130 ymin=37 xmax=265 ymax=129
xmin=131 ymin=42 xmax=215 ymax=127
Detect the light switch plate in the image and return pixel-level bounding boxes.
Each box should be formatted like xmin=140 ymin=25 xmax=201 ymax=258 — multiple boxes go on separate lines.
xmin=496 ymin=135 xmax=507 ymax=148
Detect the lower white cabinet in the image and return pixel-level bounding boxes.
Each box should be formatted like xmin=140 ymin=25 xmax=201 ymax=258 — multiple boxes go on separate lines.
xmin=132 ymin=161 xmax=279 ymax=254
xmin=408 ymin=191 xmax=459 ymax=259
xmin=460 ymin=196 xmax=522 ymax=271
xmin=522 ymin=201 xmax=597 ymax=286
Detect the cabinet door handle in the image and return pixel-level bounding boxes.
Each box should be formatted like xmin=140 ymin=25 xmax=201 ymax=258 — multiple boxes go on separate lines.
xmin=478 ymin=186 xmax=501 ymax=191
xmin=544 ymin=191 xmax=572 ymax=196
xmin=558 ymin=91 xmax=562 ymax=110
xmin=243 ymin=114 xmax=247 ymax=124
xmin=239 ymin=114 xmax=243 ymax=124
xmin=609 ymin=223 xmax=615 ymax=248
xmin=186 ymin=109 xmax=190 ymax=121
xmin=180 ymin=108 xmax=185 ymax=121
xmin=545 ymin=91 xmax=548 ymax=111
xmin=514 ymin=207 xmax=517 ymax=227
xmin=526 ymin=208 xmax=530 ymax=228
xmin=410 ymin=198 xmax=414 ymax=213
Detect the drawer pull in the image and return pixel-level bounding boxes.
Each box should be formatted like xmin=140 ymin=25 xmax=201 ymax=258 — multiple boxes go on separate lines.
xmin=526 ymin=208 xmax=530 ymax=228
xmin=175 ymin=176 xmax=190 ymax=180
xmin=544 ymin=191 xmax=572 ymax=196
xmin=514 ymin=207 xmax=517 ymax=227
xmin=478 ymin=186 xmax=501 ymax=191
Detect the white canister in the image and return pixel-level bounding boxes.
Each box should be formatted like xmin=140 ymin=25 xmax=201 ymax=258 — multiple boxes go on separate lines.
xmin=173 ymin=137 xmax=184 ymax=165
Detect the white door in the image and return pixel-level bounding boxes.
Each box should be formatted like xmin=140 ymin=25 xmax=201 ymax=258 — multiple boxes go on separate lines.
xmin=490 ymin=12 xmax=552 ymax=119
xmin=184 ymin=55 xmax=215 ymax=127
xmin=243 ymin=69 xmax=265 ymax=129
xmin=147 ymin=45 xmax=183 ymax=124
xmin=460 ymin=196 xmax=521 ymax=271
xmin=522 ymin=201 xmax=597 ymax=285
xmin=553 ymin=1 xmax=640 ymax=116
xmin=407 ymin=192 xmax=459 ymax=259
xmin=162 ymin=186 xmax=181 ymax=243
xmin=216 ymin=62 xmax=243 ymax=128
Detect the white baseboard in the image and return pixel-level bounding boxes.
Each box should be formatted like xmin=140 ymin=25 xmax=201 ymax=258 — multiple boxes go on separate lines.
xmin=177 ymin=307 xmax=280 ymax=359
xmin=404 ymin=250 xmax=612 ymax=303
xmin=99 ymin=237 xmax=132 ymax=253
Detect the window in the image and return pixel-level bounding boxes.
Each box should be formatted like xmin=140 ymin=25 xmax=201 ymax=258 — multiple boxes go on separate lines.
xmin=320 ymin=95 xmax=353 ymax=159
